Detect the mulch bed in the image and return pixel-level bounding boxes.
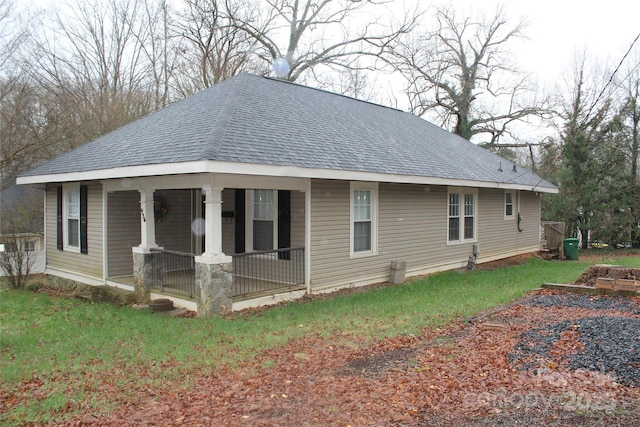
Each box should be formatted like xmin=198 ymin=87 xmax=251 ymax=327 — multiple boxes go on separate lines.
xmin=9 ymin=254 xmax=640 ymax=425
xmin=573 ymin=265 xmax=640 ymax=287
xmin=57 ymin=288 xmax=640 ymax=427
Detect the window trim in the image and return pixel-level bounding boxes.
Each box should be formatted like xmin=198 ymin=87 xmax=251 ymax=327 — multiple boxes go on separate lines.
xmin=245 ymin=189 xmax=278 ymax=252
xmin=447 ymin=187 xmax=477 ymax=245
xmin=504 ymin=191 xmax=515 ymax=220
xmin=350 ymin=181 xmax=378 ymax=258
xmin=63 ymin=184 xmax=81 ymax=253
xmin=57 ymin=183 xmax=87 ymax=253
xmin=23 ymin=241 xmax=36 ymax=252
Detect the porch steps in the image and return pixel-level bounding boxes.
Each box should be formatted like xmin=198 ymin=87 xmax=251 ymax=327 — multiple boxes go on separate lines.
xmin=82 ymin=285 xmax=137 ymax=306
xmin=131 ymin=303 xmax=190 ymax=317
xmin=233 ymin=285 xmax=306 ymax=302
xmin=542 ymin=282 xmax=640 ymax=296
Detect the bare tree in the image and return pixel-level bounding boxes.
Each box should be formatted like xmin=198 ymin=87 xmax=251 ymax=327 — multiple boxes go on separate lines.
xmin=0 ymin=0 xmax=30 ymax=99
xmin=228 ymin=0 xmax=419 ymax=82
xmin=0 ymin=185 xmax=43 ymax=288
xmin=175 ymin=0 xmax=264 ymax=95
xmin=132 ymin=0 xmax=186 ymax=109
xmin=549 ymin=53 xmax=636 ymax=247
xmin=0 ymin=232 xmax=37 ymax=288
xmin=0 ymin=79 xmax=56 ymax=189
xmin=0 ymin=1 xmax=47 ymax=187
xmin=392 ymin=6 xmax=551 ymax=145
xmin=2 ymin=0 xmax=183 ymax=186
xmin=613 ymin=49 xmax=640 ymax=246
xmin=31 ymin=0 xmax=156 ymax=144
xmin=617 ymin=52 xmax=640 ymax=180
xmin=134 ymin=0 xmax=172 ymax=109
xmin=311 ymin=64 xmax=382 ymax=102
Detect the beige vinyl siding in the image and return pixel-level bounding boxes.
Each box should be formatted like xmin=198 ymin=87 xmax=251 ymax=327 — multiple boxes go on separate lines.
xmin=290 ymin=190 xmax=305 ymax=247
xmin=46 ymin=182 xmax=103 ymax=280
xmin=477 ymin=188 xmax=512 ymax=255
xmin=518 ymin=191 xmax=541 ymax=246
xmin=310 ymin=180 xmax=469 ymax=289
xmin=222 ymin=189 xmax=235 ymax=254
xmin=106 ymin=190 xmax=140 ymax=277
xmin=376 ymin=183 xmax=478 ymax=272
xmin=309 ymin=180 xmax=542 ymax=291
xmin=378 ymin=184 xmax=469 ymax=268
xmin=309 ymin=180 xmax=352 ymax=287
xmin=476 ymin=189 xmax=540 ymax=258
xmin=155 ymin=189 xmax=196 ymax=253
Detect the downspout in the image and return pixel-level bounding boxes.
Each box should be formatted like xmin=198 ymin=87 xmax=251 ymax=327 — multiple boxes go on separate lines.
xmin=517 ymin=191 xmax=523 ymax=232
xmin=305 ymin=179 xmax=311 ymax=294
xmin=43 ymin=185 xmax=48 ymax=275
xmin=102 ymin=185 xmax=108 ymax=283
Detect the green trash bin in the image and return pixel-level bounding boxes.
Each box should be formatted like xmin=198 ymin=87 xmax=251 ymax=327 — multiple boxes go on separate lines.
xmin=563 ymin=238 xmax=580 ymax=260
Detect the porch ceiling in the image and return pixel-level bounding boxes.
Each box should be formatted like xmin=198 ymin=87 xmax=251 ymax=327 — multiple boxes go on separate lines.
xmin=101 ymin=172 xmax=310 ymax=192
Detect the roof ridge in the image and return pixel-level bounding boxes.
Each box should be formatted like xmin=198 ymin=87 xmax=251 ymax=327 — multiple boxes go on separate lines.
xmin=200 ymin=74 xmax=249 ymax=160
xmin=255 ymin=73 xmax=406 ymax=114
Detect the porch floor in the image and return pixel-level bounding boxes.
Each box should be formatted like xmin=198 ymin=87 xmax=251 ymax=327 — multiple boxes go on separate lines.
xmin=107 ymin=276 xmax=306 ymax=302
xmin=108 ymin=276 xmax=136 ymax=287
xmin=232 ymin=283 xmax=306 ymax=301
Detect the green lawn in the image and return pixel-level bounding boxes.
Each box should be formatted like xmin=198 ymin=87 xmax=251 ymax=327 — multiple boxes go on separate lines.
xmin=1 ymin=254 xmax=639 ymax=423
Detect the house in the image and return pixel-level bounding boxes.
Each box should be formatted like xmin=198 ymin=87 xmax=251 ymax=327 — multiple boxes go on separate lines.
xmin=17 ymin=72 xmax=558 ymax=315
xmin=0 ymin=182 xmax=45 ymax=276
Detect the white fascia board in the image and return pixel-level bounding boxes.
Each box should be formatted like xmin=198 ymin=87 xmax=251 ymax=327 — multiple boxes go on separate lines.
xmin=17 ymin=160 xmax=559 ymax=194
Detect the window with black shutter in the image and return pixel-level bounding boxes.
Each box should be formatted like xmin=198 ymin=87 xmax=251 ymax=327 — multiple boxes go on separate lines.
xmin=56 ymin=186 xmax=63 ymax=250
xmin=277 ymin=190 xmax=291 ymax=260
xmin=57 ymin=184 xmax=88 ymax=254
xmin=80 ymin=184 xmax=88 ymax=254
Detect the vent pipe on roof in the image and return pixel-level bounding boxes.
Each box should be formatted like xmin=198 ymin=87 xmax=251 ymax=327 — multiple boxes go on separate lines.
xmin=498 ymin=162 xmax=503 ymax=172
xmin=512 ymin=164 xmax=517 ymax=172
xmin=272 ymin=57 xmax=290 ymax=79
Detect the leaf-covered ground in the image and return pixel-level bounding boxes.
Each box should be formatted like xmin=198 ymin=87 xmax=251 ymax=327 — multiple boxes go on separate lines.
xmin=5 ymin=290 xmax=638 ymax=426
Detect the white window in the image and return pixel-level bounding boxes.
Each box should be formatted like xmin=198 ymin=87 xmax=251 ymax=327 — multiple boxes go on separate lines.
xmin=64 ymin=185 xmax=81 ymax=252
xmin=350 ymin=182 xmax=377 ymax=257
xmin=448 ymin=192 xmax=460 ymax=241
xmin=464 ymin=194 xmax=475 ymax=239
xmin=23 ymin=241 xmax=36 ymax=252
xmin=252 ymin=189 xmax=275 ymax=251
xmin=448 ymin=188 xmax=477 ymax=243
xmin=505 ymin=191 xmax=514 ymax=219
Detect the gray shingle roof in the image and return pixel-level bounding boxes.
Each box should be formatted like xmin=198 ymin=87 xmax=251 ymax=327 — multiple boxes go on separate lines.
xmin=20 ymin=72 xmax=556 ymax=191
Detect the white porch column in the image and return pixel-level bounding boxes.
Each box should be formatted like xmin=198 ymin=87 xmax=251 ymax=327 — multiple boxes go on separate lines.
xmin=195 ymin=185 xmax=233 ymax=316
xmin=138 ymin=189 xmax=158 ymax=249
xmin=133 ymin=188 xmax=159 ymax=302
xmin=198 ymin=185 xmax=231 ymax=264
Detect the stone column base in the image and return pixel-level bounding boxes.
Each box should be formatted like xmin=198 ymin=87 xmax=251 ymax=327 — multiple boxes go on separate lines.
xmin=133 ymin=249 xmax=154 ymax=303
xmin=196 ymin=260 xmax=233 ymax=317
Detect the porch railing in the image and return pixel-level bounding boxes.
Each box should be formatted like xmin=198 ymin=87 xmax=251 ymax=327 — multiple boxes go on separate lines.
xmin=150 ymin=248 xmax=196 ymax=298
xmin=232 ymin=247 xmax=305 ymax=298
xmin=149 ymin=247 xmax=306 ymax=300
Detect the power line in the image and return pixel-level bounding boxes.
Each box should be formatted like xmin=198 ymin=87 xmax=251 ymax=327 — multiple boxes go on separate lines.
xmin=613 ymin=60 xmax=640 ymax=92
xmin=585 ymin=31 xmax=640 ymax=119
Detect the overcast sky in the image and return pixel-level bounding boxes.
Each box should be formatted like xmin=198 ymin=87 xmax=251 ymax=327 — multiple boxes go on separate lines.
xmin=435 ymin=0 xmax=640 ymax=85
xmin=28 ymin=0 xmax=640 ymax=85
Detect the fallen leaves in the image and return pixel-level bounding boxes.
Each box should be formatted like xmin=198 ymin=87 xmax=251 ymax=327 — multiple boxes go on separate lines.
xmin=3 ymin=291 xmax=639 ymax=425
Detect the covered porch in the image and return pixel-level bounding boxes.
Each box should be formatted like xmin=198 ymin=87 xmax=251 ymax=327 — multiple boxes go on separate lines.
xmin=146 ymin=246 xmax=305 ymax=299
xmin=103 ymin=174 xmax=310 ymax=314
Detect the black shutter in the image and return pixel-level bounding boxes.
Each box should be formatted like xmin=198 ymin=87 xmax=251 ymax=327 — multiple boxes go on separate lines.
xmin=80 ymin=184 xmax=88 ymax=254
xmin=56 ymin=186 xmax=63 ymax=250
xmin=277 ymin=190 xmax=291 ymax=260
xmin=234 ymin=189 xmax=245 ymax=253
